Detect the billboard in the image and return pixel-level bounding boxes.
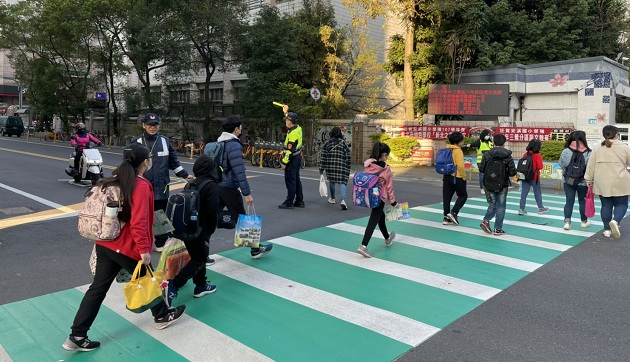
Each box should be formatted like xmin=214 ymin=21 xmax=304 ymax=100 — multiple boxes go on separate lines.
xmin=428 ymin=84 xmax=509 ymax=116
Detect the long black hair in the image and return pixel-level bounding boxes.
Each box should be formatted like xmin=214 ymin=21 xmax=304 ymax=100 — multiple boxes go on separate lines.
xmin=602 ymin=125 xmax=618 ymax=148
xmin=526 ymin=138 xmax=542 ymax=153
xmin=98 ymin=144 xmax=150 ymax=222
xmin=369 ymin=142 xmax=390 ymax=160
xmin=564 ymin=130 xmax=590 ymax=151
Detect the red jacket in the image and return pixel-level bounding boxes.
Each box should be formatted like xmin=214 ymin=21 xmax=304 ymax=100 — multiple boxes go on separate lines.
xmin=96 ymin=176 xmax=154 ymax=260
xmin=523 ymin=151 xmax=543 ymax=182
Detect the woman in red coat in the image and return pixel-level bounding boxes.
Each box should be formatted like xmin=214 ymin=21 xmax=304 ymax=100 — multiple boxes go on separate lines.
xmin=518 ymin=138 xmax=549 ymax=215
xmin=63 ymin=144 xmax=186 ymax=353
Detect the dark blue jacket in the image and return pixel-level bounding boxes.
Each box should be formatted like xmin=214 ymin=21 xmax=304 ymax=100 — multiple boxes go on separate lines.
xmin=217 ymin=132 xmax=251 ymax=196
xmin=132 ymin=132 xmax=189 ymax=200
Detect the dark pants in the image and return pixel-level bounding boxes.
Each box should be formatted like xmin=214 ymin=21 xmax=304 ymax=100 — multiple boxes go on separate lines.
xmin=361 ymin=202 xmax=390 ymax=246
xmin=154 ymin=199 xmax=168 ymax=248
xmin=73 ymin=150 xmax=83 ymax=173
xmin=442 ymin=175 xmax=468 ymax=216
xmin=70 ymin=245 xmax=169 ymax=337
xmin=219 ymin=187 xmax=260 ymax=251
xmin=284 ymin=155 xmax=303 ymax=204
xmin=563 ymin=183 xmax=588 ymax=222
xmin=173 ymin=237 xmax=208 ymax=289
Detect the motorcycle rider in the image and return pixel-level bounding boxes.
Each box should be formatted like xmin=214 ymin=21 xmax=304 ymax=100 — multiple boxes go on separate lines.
xmin=70 ymin=122 xmax=102 ymax=177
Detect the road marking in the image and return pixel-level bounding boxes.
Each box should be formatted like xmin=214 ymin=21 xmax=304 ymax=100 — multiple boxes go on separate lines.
xmin=0 ymin=343 xmax=10 ymax=362
xmin=330 ymin=222 xmax=543 ymax=272
xmin=270 ymin=235 xmax=500 ymax=300
xmin=0 ymin=182 xmax=76 ymax=212
xmin=211 ymin=255 xmax=440 ymax=346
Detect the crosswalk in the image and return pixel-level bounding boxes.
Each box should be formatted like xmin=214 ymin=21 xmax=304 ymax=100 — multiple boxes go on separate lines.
xmin=0 ymin=192 xmax=611 ymax=361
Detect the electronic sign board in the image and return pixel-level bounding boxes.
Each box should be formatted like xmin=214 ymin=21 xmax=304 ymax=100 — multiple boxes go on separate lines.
xmin=428 ymin=84 xmax=509 ymax=116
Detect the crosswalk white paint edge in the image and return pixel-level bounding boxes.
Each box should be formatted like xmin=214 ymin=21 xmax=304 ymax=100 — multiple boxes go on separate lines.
xmin=211 ymin=255 xmax=440 ymax=346
xmin=270 ymin=236 xmax=500 ymax=301
xmin=76 ymin=285 xmax=272 ymax=362
xmin=330 ymin=223 xmax=543 ymax=272
xmin=412 ymin=206 xmax=594 ymax=239
xmin=0 ymin=343 xmax=12 ymax=362
xmin=401 ymin=213 xmax=571 ymax=251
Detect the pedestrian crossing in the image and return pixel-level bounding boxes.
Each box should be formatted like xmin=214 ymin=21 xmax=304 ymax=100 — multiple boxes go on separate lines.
xmin=0 ymin=192 xmax=611 ymax=361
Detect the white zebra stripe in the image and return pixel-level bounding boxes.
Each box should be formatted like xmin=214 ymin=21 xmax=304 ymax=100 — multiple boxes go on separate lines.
xmin=0 ymin=344 xmax=12 ymax=362
xmin=464 ymin=198 xmax=603 ymax=224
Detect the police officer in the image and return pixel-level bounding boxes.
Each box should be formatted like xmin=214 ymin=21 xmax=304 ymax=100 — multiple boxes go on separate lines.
xmin=132 ymin=113 xmax=193 ymax=251
xmin=279 ymin=105 xmax=304 ymax=209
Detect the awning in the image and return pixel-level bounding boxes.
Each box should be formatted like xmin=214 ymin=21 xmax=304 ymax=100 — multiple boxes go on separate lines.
xmin=15 ymin=108 xmax=30 ymax=114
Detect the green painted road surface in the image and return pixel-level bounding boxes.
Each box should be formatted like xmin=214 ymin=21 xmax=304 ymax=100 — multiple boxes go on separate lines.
xmin=0 ymin=193 xmax=610 ymax=361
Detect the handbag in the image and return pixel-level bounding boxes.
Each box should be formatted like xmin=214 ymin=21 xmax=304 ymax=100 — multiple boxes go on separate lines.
xmin=319 ymin=174 xmax=328 ymax=197
xmin=585 ymin=184 xmax=595 ymax=218
xmin=217 ymin=209 xmax=236 ymax=229
xmin=123 ymin=261 xmax=164 ymax=313
xmin=234 ymin=204 xmax=262 ymax=248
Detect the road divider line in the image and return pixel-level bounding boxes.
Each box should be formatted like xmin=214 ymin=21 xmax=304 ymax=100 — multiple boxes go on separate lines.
xmin=211 ymin=255 xmax=441 ymax=345
xmin=330 ymin=223 xmax=543 ymax=272
xmin=77 ymin=284 xmax=273 ymax=362
xmin=270 ymin=236 xmax=500 ymax=301
xmin=412 ymin=206 xmax=595 ymax=238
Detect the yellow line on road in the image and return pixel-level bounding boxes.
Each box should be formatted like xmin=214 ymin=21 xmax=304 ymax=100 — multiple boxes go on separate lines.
xmin=0 ymin=146 xmax=116 ymax=169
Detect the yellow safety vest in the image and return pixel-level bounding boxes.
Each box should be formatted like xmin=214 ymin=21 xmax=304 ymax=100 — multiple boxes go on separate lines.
xmin=283 ymin=125 xmax=303 ymax=164
xmin=477 ymin=141 xmax=493 ymax=163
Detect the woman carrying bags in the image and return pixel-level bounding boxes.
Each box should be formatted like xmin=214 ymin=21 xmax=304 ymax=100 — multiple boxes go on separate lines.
xmin=319 ymin=127 xmax=352 ymax=210
xmin=63 ymin=144 xmax=186 ymax=353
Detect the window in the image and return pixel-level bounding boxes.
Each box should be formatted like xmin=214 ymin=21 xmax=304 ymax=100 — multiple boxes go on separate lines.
xmin=209 ymin=88 xmax=223 ymax=102
xmin=169 ymin=89 xmax=190 ymax=103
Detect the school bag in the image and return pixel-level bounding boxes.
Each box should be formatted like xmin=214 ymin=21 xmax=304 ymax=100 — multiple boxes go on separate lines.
xmin=78 ymin=185 xmax=124 ymax=240
xmin=483 ymin=156 xmax=506 ymax=192
xmin=353 ymin=172 xmax=381 ymax=208
xmin=204 ymin=139 xmax=238 ymax=182
xmin=516 ymin=153 xmax=535 ymax=180
xmin=564 ymin=150 xmax=587 ymax=186
xmin=435 ymin=148 xmax=457 ymax=175
xmin=165 ymin=180 xmax=212 ymax=242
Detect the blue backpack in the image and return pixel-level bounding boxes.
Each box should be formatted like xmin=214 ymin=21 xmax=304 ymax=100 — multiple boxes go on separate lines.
xmin=353 ymin=172 xmax=381 ymax=208
xmin=435 ymin=148 xmax=457 ymax=175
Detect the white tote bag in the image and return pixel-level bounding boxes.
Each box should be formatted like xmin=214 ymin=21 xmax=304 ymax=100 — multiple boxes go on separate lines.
xmin=319 ymin=174 xmax=328 ymax=197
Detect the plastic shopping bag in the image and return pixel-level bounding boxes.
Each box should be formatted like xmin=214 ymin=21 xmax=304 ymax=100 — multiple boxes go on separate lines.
xmin=585 ymin=185 xmax=595 ymax=218
xmin=385 ymin=204 xmax=403 ymax=222
xmin=234 ymin=205 xmax=262 ymax=248
xmin=319 ymin=174 xmax=328 ymax=197
xmin=156 ymin=237 xmax=191 ymax=280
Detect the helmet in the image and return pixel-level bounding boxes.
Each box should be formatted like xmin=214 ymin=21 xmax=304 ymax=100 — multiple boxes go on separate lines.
xmin=75 ymin=122 xmax=86 ymax=130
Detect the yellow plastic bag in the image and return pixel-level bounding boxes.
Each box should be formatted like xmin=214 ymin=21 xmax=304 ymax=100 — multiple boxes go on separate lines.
xmin=123 ymin=261 xmax=164 ymax=313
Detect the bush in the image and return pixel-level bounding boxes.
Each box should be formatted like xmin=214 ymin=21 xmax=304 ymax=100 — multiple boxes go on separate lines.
xmin=461 ymin=136 xmax=477 ymax=155
xmin=540 ymin=140 xmax=564 ymax=161
xmin=387 ymin=136 xmax=419 ymax=161
xmin=369 ymin=132 xmax=390 ymax=145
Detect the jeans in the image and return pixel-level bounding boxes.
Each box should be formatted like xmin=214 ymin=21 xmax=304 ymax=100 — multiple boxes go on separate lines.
xmin=442 ymin=175 xmax=468 ymax=216
xmin=329 ymin=182 xmax=347 ymax=202
xmin=478 ymin=172 xmax=485 ymax=190
xmin=70 ymin=245 xmax=169 ymax=337
xmin=519 ymin=180 xmax=543 ymax=209
xmin=484 ymin=188 xmax=508 ymax=230
xmin=361 ymin=202 xmax=390 ymax=246
xmin=283 ymin=155 xmax=303 ymax=204
xmin=563 ymin=183 xmax=588 ymax=222
xmin=599 ymin=195 xmax=629 ymax=230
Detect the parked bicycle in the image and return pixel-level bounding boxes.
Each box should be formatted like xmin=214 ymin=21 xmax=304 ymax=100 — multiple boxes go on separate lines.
xmin=184 ymin=139 xmax=206 ymax=158
xmin=44 ymin=130 xmax=66 ymax=142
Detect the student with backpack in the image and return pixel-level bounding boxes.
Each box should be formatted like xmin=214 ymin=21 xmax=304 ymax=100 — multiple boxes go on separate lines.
xmin=517 ymin=138 xmax=549 ymax=215
xmin=479 ymin=134 xmax=517 ymax=236
xmin=211 ymin=116 xmax=272 ymax=259
xmin=441 ymin=131 xmax=468 ymax=225
xmin=63 ymin=144 xmax=186 ymax=352
xmin=164 ymin=154 xmax=220 ymax=307
xmin=356 ymin=142 xmax=397 ymax=258
xmin=558 ymin=131 xmax=592 ymax=230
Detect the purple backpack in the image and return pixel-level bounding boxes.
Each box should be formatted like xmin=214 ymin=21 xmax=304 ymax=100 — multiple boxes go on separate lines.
xmin=353 ymin=172 xmax=381 ymax=208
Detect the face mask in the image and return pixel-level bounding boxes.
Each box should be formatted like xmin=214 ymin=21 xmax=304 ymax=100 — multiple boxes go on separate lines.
xmin=484 ymin=135 xmax=490 ymax=140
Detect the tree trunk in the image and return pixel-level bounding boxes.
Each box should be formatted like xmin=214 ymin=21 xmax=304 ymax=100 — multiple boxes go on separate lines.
xmin=404 ymin=16 xmax=415 ymax=121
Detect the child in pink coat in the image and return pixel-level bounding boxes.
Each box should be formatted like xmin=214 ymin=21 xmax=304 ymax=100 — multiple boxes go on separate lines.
xmin=357 ymin=142 xmax=398 ymax=258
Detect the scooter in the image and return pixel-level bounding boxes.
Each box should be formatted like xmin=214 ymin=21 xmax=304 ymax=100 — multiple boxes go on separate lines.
xmin=65 ymin=142 xmax=104 ymax=185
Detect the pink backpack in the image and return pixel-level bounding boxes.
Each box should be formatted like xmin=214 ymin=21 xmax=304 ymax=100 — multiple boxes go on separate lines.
xmin=78 ymin=185 xmax=124 ymax=240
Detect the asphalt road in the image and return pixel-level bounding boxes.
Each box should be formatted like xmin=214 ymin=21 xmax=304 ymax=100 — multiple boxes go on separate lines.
xmin=1 ymin=135 xmax=629 ymax=361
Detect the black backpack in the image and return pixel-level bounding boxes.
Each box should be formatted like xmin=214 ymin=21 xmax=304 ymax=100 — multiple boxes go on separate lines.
xmin=516 ymin=153 xmax=535 ymax=180
xmin=483 ymin=156 xmax=506 ymax=192
xmin=166 ymin=180 xmax=212 ymax=241
xmin=564 ymin=150 xmax=587 ymax=186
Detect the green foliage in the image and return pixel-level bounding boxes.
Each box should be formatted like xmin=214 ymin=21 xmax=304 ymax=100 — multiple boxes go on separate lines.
xmin=461 ymin=137 xmax=477 ymax=155
xmin=387 ymin=136 xmax=419 ymax=161
xmin=540 ymin=140 xmax=565 ymax=161
xmin=369 ymin=132 xmax=390 ymax=145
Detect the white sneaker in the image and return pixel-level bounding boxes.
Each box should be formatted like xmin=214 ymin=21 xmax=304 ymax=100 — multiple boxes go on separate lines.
xmin=327 ymin=198 xmax=336 ymax=204
xmin=340 ymin=200 xmax=348 ymax=210
xmin=609 ymin=220 xmax=621 ymax=239
xmin=357 ymin=245 xmax=372 ymax=258
xmin=480 ymin=189 xmax=485 ymax=194
xmin=603 ymin=230 xmax=612 ymax=238
xmin=580 ymin=220 xmax=590 ymax=228
xmin=563 ymin=222 xmax=570 ymax=230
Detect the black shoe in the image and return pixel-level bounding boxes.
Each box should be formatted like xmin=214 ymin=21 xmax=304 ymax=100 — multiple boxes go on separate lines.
xmin=278 ymin=203 xmax=295 ymax=209
xmin=206 ymin=257 xmax=215 ymax=266
xmin=293 ymin=201 xmax=305 ymax=208
xmin=154 ymin=305 xmax=186 ymax=330
xmin=62 ymin=335 xmax=100 ymax=352
xmin=446 ymin=213 xmax=459 ymax=225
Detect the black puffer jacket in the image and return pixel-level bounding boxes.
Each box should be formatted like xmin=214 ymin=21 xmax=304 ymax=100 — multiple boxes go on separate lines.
xmin=132 ymin=132 xmax=189 ymax=200
xmin=478 ymin=147 xmax=517 ymax=189
xmin=192 ymin=155 xmax=220 ymax=240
